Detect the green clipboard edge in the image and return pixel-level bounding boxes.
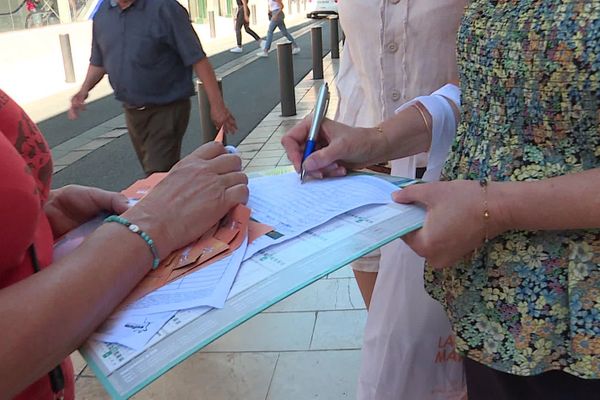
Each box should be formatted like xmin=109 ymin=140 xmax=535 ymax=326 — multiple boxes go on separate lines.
xmin=82 ymin=169 xmax=424 ymax=399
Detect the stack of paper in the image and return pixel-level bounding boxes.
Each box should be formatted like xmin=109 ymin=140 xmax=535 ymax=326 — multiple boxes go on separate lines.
xmin=59 ymin=172 xmax=400 ymax=351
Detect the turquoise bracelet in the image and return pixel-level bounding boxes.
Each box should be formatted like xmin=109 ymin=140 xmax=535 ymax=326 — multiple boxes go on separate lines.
xmin=104 ymin=215 xmax=160 ymax=269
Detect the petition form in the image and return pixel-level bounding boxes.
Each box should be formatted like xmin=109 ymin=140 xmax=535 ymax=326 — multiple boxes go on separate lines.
xmin=245 ymin=173 xmax=398 ymax=259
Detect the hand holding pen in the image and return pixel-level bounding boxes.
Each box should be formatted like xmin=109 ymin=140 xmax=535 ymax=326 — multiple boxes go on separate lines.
xmin=281 ymin=84 xmax=384 ymax=180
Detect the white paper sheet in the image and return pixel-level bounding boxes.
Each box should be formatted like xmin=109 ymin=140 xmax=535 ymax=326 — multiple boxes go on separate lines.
xmin=244 ymin=173 xmax=397 ymax=259
xmin=88 ymin=306 xmax=211 ymax=373
xmin=120 ymin=237 xmax=248 ymax=315
xmin=92 ymin=311 xmax=176 ymax=350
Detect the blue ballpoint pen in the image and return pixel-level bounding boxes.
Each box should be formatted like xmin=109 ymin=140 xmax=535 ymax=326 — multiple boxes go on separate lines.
xmin=300 ymin=82 xmax=330 ymax=183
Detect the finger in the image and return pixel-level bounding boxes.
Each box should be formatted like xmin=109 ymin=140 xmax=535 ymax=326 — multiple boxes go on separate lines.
xmin=392 ymin=184 xmax=430 ymax=206
xmin=280 ymin=135 xmax=303 ymax=172
xmin=305 ymin=170 xmax=324 ymax=180
xmin=220 ymin=171 xmax=248 ymax=188
xmin=224 ymin=183 xmax=250 ymax=207
xmin=86 ymin=187 xmax=128 ymax=214
xmin=111 ymin=193 xmax=130 ymax=214
xmin=319 ymin=162 xmax=340 ymax=173
xmin=400 ymin=230 xmax=425 ymax=258
xmin=284 ymin=116 xmax=312 ymax=143
xmin=190 ymin=141 xmax=227 ymax=161
xmin=228 ymin=116 xmax=238 ymax=132
xmin=322 ymin=165 xmax=347 ymax=178
xmin=302 ymin=144 xmax=343 ymax=173
xmin=208 ymin=154 xmax=243 ymax=174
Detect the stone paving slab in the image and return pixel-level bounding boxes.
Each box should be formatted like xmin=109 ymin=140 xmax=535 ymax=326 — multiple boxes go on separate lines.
xmin=266 ymin=350 xmax=361 ymax=400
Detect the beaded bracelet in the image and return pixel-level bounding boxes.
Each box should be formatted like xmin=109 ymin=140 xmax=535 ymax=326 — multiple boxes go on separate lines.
xmin=104 ymin=215 xmax=161 ymax=269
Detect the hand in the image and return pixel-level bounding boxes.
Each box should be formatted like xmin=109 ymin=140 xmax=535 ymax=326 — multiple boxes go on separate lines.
xmin=44 ymin=185 xmax=129 ymax=238
xmin=68 ymin=90 xmax=88 ymax=120
xmin=244 ymin=13 xmax=249 ymax=23
xmin=281 ymin=116 xmax=384 ymax=179
xmin=122 ymin=142 xmax=248 ymax=259
xmin=393 ymin=180 xmax=506 ymax=268
xmin=211 ymin=102 xmax=238 ymax=134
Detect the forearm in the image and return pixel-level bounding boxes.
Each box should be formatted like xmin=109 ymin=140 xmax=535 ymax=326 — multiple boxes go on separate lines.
xmin=194 ymin=58 xmax=224 ymax=108
xmin=358 ymin=84 xmax=462 ymax=166
xmin=80 ymin=64 xmax=106 ymax=93
xmin=363 ymin=105 xmax=433 ymax=165
xmin=0 ymin=223 xmax=152 ymax=396
xmin=491 ymin=168 xmax=600 ymax=233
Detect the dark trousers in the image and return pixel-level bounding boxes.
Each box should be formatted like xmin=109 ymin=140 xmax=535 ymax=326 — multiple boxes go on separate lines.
xmin=235 ymin=7 xmax=260 ymax=46
xmin=465 ymin=358 xmax=600 ymax=400
xmin=124 ymin=98 xmax=191 ymax=175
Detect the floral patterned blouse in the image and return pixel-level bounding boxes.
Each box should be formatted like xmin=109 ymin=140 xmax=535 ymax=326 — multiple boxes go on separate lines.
xmin=425 ymin=0 xmax=600 ymax=378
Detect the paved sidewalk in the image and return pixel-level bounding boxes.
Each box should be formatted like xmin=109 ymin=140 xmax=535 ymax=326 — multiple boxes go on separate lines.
xmin=72 ymin=56 xmax=367 ymax=400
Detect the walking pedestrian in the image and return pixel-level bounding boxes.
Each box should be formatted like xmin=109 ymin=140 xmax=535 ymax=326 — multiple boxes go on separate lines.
xmin=256 ymin=0 xmax=300 ymax=57
xmin=230 ymin=0 xmax=261 ymax=53
xmin=69 ymin=0 xmax=237 ymax=175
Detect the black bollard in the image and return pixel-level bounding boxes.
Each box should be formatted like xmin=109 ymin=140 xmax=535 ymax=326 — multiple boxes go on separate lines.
xmin=59 ymin=34 xmax=76 ymax=83
xmin=329 ymin=16 xmax=339 ymax=59
xmin=277 ymin=43 xmax=296 ymax=117
xmin=197 ymin=78 xmax=225 ymax=144
xmin=311 ymin=26 xmax=323 ymax=80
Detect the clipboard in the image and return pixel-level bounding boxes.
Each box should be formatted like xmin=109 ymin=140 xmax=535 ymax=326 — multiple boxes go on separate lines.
xmin=79 ymin=168 xmax=425 ymax=399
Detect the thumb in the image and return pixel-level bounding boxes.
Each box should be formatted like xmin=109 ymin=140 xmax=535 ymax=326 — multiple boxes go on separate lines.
xmin=303 ymin=145 xmax=341 ymax=172
xmin=392 ymin=184 xmax=430 ymax=206
xmin=112 ymin=193 xmax=131 ymax=214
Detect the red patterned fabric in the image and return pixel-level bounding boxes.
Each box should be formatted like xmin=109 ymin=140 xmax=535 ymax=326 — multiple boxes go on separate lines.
xmin=0 ymin=90 xmax=74 ymax=400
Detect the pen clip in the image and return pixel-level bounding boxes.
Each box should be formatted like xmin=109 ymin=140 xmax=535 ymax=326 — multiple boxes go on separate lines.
xmin=311 ymin=84 xmax=330 ymax=133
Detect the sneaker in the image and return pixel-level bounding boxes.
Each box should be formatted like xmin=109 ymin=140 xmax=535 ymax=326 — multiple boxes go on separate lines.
xmin=259 ymin=39 xmax=266 ymax=49
xmin=256 ymin=50 xmax=268 ymax=58
xmin=292 ymin=45 xmax=301 ymax=55
xmin=229 ymin=46 xmax=243 ymax=53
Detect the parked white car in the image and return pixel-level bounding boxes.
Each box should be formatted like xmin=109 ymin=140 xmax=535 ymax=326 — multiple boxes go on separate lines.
xmin=306 ymin=0 xmax=338 ymax=19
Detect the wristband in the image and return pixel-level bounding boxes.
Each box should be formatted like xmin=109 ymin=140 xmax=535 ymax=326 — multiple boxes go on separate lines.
xmin=104 ymin=215 xmax=160 ymax=269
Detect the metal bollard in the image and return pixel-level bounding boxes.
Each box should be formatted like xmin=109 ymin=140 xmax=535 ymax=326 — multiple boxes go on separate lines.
xmin=208 ymin=10 xmax=216 ymax=38
xmin=296 ymin=0 xmax=300 ymax=14
xmin=287 ymin=0 xmax=292 ymax=14
xmin=59 ymin=34 xmax=75 ymax=83
xmin=277 ymin=43 xmax=296 ymax=117
xmin=251 ymin=4 xmax=256 ymax=25
xmin=197 ymin=78 xmax=225 ymax=145
xmin=311 ymin=27 xmax=323 ymax=80
xmin=329 ymin=16 xmax=339 ymax=59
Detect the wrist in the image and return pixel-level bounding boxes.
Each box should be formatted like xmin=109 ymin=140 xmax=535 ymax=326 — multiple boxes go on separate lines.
xmin=366 ymin=126 xmax=391 ymax=166
xmin=486 ymin=181 xmax=512 ymax=240
xmin=121 ymin=207 xmax=172 ymax=261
